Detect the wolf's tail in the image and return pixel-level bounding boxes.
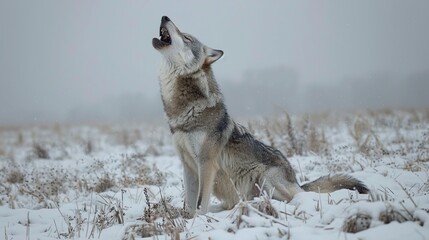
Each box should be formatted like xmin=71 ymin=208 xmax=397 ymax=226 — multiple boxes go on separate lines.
xmin=301 ymin=174 xmax=369 ymax=194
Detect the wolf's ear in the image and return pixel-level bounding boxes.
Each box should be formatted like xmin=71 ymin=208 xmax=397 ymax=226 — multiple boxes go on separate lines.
xmin=205 ymin=47 xmax=224 ymax=65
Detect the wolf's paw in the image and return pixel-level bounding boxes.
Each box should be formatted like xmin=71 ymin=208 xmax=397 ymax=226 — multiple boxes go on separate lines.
xmin=208 ymin=203 xmax=227 ymax=213
xmin=196 ymin=208 xmax=208 ymax=215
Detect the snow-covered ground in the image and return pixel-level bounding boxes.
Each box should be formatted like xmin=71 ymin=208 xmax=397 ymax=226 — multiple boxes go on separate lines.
xmin=0 ymin=109 xmax=428 ymax=240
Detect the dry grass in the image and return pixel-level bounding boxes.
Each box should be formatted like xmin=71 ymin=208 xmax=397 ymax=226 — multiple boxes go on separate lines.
xmin=0 ymin=140 xmax=167 ymax=210
xmin=123 ymin=187 xmax=188 ymax=239
xmin=254 ymin=111 xmax=331 ymax=158
xmin=343 ymin=213 xmax=372 ymax=233
xmin=228 ymin=183 xmax=285 ymax=236
xmin=119 ymin=154 xmax=167 ymax=188
xmin=94 ymin=174 xmax=116 ymax=193
xmin=32 ymin=143 xmax=50 ymax=159
xmin=5 ymin=168 xmax=24 ymax=184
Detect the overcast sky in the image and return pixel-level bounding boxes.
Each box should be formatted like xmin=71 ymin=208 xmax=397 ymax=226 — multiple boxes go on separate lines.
xmin=1 ymin=0 xmax=428 ymax=126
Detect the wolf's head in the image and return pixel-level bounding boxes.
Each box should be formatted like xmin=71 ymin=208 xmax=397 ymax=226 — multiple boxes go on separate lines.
xmin=152 ymin=16 xmax=223 ymax=76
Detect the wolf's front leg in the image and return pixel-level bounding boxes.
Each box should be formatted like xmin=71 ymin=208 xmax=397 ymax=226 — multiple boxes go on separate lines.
xmin=183 ymin=162 xmax=199 ymax=215
xmin=196 ymin=159 xmax=218 ymax=214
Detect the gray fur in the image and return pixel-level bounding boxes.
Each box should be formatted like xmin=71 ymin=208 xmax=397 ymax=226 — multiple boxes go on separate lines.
xmin=153 ymin=16 xmax=368 ymax=215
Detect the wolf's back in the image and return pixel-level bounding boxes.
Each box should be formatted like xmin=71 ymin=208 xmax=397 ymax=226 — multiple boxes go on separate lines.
xmin=301 ymin=174 xmax=369 ymax=194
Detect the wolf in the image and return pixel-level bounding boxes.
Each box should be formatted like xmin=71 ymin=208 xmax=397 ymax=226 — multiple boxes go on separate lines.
xmin=152 ymin=16 xmax=368 ymax=215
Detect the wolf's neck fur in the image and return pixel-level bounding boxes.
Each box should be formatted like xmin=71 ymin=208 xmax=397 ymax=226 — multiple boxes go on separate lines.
xmin=159 ymin=58 xmax=202 ymax=79
xmin=159 ymin=61 xmax=225 ymax=132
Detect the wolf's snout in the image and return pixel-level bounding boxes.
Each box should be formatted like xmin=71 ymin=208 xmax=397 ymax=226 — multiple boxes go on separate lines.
xmin=162 ymin=16 xmax=170 ymax=23
xmin=153 ymin=16 xmax=173 ymax=50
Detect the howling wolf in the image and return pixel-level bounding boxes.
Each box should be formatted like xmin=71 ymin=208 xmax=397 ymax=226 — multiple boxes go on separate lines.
xmin=152 ymin=16 xmax=368 ymax=215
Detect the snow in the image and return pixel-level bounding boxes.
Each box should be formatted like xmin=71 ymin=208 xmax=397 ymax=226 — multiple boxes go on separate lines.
xmin=0 ymin=110 xmax=428 ymax=239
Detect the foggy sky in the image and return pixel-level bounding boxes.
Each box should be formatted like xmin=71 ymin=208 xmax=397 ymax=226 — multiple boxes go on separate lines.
xmin=1 ymin=0 xmax=428 ymax=126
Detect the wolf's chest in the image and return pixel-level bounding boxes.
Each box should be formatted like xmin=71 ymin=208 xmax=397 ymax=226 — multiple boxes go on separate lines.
xmin=172 ymin=131 xmax=208 ymax=171
xmin=160 ymin=75 xmax=222 ymax=132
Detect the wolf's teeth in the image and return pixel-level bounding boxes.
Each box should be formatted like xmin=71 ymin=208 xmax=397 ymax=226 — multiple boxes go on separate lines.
xmin=158 ymin=26 xmax=171 ymax=44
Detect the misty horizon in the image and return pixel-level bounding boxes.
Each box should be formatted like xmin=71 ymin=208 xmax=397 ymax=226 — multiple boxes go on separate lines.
xmin=23 ymin=66 xmax=429 ymax=126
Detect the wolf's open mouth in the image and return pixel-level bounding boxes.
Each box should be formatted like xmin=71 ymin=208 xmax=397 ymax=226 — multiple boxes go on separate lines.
xmin=152 ymin=25 xmax=171 ymax=50
xmin=159 ymin=26 xmax=171 ymax=45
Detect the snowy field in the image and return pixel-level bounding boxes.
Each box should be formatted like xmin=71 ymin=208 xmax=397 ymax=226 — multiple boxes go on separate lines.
xmin=0 ymin=109 xmax=428 ymax=240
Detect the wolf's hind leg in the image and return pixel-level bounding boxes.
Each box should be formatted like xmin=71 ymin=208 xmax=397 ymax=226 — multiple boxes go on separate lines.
xmin=264 ymin=168 xmax=303 ymax=202
xmin=213 ymin=169 xmax=240 ymax=210
xmin=270 ymin=182 xmax=303 ymax=201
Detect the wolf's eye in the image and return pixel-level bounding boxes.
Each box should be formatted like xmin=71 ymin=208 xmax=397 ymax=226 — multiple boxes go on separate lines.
xmin=183 ymin=35 xmax=193 ymax=42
